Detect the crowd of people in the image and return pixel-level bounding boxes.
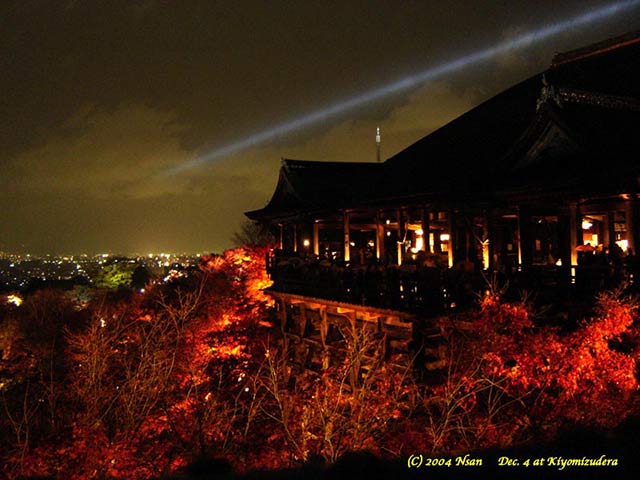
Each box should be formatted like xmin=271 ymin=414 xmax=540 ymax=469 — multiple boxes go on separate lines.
xmin=267 ymin=240 xmax=640 ymax=313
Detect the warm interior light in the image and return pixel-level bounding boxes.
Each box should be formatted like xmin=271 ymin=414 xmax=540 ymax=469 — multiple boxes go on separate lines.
xmin=415 ymin=228 xmax=424 ymax=236
xmin=616 ymin=239 xmax=629 ymax=252
xmin=581 ymin=220 xmax=593 ymax=230
xmin=440 ymin=233 xmax=450 ymax=242
xmin=303 ymin=239 xmax=310 ymax=247
xmin=584 ymin=234 xmax=598 ymax=246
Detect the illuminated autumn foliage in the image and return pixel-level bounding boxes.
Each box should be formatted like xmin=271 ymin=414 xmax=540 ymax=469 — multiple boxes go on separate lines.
xmin=259 ymin=325 xmax=417 ymax=464
xmin=429 ymin=289 xmax=640 ymax=451
xmin=1 ymin=248 xmax=639 ymax=479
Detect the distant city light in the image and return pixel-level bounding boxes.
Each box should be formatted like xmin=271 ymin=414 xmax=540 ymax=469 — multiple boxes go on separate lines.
xmin=6 ymin=294 xmax=23 ymax=307
xmin=0 ymin=252 xmax=202 ymax=292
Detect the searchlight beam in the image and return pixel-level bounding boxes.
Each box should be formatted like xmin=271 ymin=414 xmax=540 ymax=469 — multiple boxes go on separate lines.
xmin=165 ymin=0 xmax=640 ymax=174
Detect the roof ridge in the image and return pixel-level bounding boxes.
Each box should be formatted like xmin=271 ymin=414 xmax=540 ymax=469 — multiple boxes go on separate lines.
xmin=282 ymin=158 xmax=379 ymax=167
xmin=552 ymin=30 xmax=640 ymax=66
xmin=556 ymin=86 xmax=640 ymax=111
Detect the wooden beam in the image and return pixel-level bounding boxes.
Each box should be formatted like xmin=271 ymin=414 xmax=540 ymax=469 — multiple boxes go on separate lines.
xmin=421 ymin=208 xmax=430 ymax=253
xmin=397 ymin=209 xmax=404 ymax=265
xmin=518 ymin=206 xmax=533 ymax=268
xmin=557 ymin=208 xmax=571 ymax=270
xmin=343 ymin=211 xmax=351 ymax=262
xmin=447 ymin=209 xmax=455 ymax=268
xmin=293 ymin=224 xmax=298 ymax=253
xmin=313 ymin=222 xmax=320 ymax=256
xmin=299 ymin=304 xmax=307 ymax=337
xmin=376 ymin=211 xmax=384 ymax=260
xmin=482 ymin=209 xmax=490 ymax=270
xmin=608 ymin=211 xmax=617 ymax=248
xmin=569 ymin=202 xmax=579 ymax=267
xmin=625 ymin=196 xmax=640 ymax=255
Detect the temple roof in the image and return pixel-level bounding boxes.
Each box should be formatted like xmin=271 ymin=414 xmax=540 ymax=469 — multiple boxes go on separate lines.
xmin=380 ymin=74 xmax=542 ymax=202
xmin=247 ymin=30 xmax=640 ymax=221
xmin=500 ymin=31 xmax=640 ymax=200
xmin=245 ymin=159 xmax=382 ymax=221
xmin=549 ymin=30 xmax=640 ymax=98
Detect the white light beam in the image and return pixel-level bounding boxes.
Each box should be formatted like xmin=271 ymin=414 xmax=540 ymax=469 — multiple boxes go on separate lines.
xmin=164 ymin=0 xmax=640 ymax=174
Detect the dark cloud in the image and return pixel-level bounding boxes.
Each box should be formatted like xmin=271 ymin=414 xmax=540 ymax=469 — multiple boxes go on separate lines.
xmin=5 ymin=104 xmax=191 ymax=198
xmin=1 ymin=0 xmax=639 ymax=254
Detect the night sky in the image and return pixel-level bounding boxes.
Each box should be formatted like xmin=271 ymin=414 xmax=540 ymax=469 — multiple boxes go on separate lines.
xmin=2 ymin=1 xmax=639 ymax=255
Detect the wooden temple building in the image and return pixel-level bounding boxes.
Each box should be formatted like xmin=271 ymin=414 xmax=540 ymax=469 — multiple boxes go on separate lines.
xmin=246 ymin=32 xmax=640 ymax=370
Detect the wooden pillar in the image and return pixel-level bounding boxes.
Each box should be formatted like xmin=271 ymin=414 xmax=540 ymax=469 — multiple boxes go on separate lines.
xmin=569 ymin=202 xmax=579 ymax=267
xmin=293 ymin=224 xmax=298 ymax=253
xmin=298 ymin=304 xmax=307 ymax=337
xmin=279 ymin=299 xmax=287 ymax=333
xmin=482 ymin=209 xmax=490 ymax=270
xmin=447 ymin=209 xmax=455 ymax=268
xmin=343 ymin=211 xmax=351 ymax=262
xmin=397 ymin=209 xmax=405 ymax=265
xmin=516 ymin=208 xmax=522 ymax=267
xmin=278 ymin=224 xmax=284 ymax=250
xmin=557 ymin=207 xmax=571 ymax=269
xmin=517 ymin=206 xmax=533 ymax=268
xmin=625 ymin=196 xmax=640 ymax=254
xmin=492 ymin=213 xmax=505 ymax=271
xmin=608 ymin=212 xmax=617 ymax=248
xmin=279 ymin=299 xmax=289 ymax=353
xmin=603 ymin=212 xmax=613 ymax=247
xmin=421 ymin=208 xmax=431 ymax=253
xmin=313 ymin=222 xmax=320 ymax=256
xmin=375 ymin=212 xmax=385 ymax=260
xmin=319 ymin=307 xmax=328 ymax=346
xmin=433 ymin=212 xmax=442 ymax=254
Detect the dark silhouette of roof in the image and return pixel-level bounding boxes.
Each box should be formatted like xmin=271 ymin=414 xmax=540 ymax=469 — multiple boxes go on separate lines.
xmin=246 ymin=159 xmax=383 ymax=221
xmin=380 ymin=74 xmax=542 ymax=203
xmin=500 ymin=31 xmax=640 ymax=200
xmin=247 ymin=31 xmax=640 ymax=221
xmin=550 ymin=30 xmax=640 ymax=98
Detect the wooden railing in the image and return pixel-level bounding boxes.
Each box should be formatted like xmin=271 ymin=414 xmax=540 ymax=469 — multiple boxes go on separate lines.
xmin=266 ymin=251 xmax=640 ymax=313
xmin=268 ymin=253 xmax=485 ymax=313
